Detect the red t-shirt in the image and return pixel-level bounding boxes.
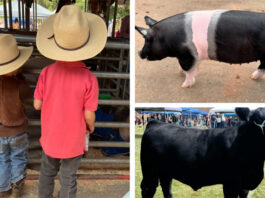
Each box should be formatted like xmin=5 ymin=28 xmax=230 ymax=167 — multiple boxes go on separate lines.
xmin=34 ymin=61 xmax=99 ymax=158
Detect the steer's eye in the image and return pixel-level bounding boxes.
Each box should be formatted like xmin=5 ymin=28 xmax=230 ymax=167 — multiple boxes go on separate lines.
xmin=257 ymin=119 xmax=263 ymax=124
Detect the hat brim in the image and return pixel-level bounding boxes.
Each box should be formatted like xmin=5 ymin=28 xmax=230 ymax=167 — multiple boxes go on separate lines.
xmin=0 ymin=46 xmax=33 ymax=75
xmin=36 ymin=13 xmax=107 ymax=61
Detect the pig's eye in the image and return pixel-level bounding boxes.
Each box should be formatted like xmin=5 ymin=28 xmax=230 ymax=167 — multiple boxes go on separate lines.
xmin=146 ymin=37 xmax=152 ymax=42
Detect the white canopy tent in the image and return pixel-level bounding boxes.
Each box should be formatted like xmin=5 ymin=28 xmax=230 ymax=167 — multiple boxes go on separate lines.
xmin=0 ymin=0 xmax=54 ymax=18
xmin=210 ymin=107 xmax=258 ymax=114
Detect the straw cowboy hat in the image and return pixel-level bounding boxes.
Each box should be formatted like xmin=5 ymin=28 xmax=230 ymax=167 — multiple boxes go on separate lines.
xmin=0 ymin=34 xmax=33 ymax=75
xmin=36 ymin=5 xmax=107 ymax=61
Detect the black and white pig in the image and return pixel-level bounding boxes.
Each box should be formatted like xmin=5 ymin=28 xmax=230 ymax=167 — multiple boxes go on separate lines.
xmin=136 ymin=10 xmax=265 ymax=88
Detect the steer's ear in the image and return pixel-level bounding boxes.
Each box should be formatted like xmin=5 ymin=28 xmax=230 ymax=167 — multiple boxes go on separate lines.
xmin=250 ymin=108 xmax=265 ymax=122
xmin=144 ymin=16 xmax=157 ymax=27
xmin=135 ymin=26 xmax=148 ymax=38
xmin=235 ymin=108 xmax=250 ymax=121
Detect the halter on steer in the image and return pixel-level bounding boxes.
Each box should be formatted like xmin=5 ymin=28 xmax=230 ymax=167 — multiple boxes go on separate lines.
xmin=254 ymin=120 xmax=265 ymax=135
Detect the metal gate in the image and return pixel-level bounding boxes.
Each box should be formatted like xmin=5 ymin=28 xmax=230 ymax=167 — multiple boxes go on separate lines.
xmin=14 ymin=34 xmax=130 ymax=167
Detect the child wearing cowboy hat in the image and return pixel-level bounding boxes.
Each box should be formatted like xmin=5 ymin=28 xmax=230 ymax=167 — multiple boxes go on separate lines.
xmin=0 ymin=34 xmax=33 ymax=197
xmin=34 ymin=5 xmax=107 ymax=198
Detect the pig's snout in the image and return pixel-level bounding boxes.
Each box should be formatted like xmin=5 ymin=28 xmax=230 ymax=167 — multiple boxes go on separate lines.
xmin=138 ymin=50 xmax=147 ymax=59
xmin=138 ymin=50 xmax=142 ymax=57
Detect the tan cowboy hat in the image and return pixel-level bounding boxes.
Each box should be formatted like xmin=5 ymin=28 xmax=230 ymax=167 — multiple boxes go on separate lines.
xmin=36 ymin=5 xmax=107 ymax=61
xmin=0 ymin=34 xmax=33 ymax=75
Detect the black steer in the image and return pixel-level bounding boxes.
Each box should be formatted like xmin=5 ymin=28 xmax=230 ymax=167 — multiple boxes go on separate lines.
xmin=141 ymin=108 xmax=265 ymax=198
xmin=136 ymin=10 xmax=265 ymax=88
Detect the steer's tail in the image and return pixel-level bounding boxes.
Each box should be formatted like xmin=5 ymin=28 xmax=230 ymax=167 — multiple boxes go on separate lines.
xmin=140 ymin=132 xmax=159 ymax=198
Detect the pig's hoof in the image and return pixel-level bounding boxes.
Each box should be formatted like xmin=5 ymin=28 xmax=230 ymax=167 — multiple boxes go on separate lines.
xmin=181 ymin=81 xmax=194 ymax=88
xmin=182 ymin=77 xmax=195 ymax=88
xmin=251 ymin=70 xmax=264 ymax=80
xmin=251 ymin=74 xmax=258 ymax=80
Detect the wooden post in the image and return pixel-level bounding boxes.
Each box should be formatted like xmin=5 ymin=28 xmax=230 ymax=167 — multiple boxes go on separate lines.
xmin=18 ymin=0 xmax=21 ymax=29
xmin=105 ymin=0 xmax=111 ymax=29
xmin=3 ymin=0 xmax=8 ymax=29
xmin=35 ymin=0 xmax=37 ymax=31
xmin=26 ymin=6 xmax=30 ymax=31
xmin=22 ymin=1 xmax=25 ymax=29
xmin=8 ymin=0 xmax=12 ymax=29
xmin=111 ymin=0 xmax=118 ymax=38
xmin=32 ymin=0 xmax=34 ymax=30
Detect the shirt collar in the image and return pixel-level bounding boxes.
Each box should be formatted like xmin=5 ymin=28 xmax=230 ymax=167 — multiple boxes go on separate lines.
xmin=55 ymin=61 xmax=86 ymax=68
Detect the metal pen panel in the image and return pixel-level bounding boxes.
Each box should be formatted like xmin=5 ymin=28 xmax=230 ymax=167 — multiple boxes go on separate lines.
xmin=28 ymin=120 xmax=129 ymax=128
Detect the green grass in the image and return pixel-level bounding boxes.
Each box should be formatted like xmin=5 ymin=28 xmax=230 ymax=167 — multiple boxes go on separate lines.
xmin=135 ymin=126 xmax=265 ymax=198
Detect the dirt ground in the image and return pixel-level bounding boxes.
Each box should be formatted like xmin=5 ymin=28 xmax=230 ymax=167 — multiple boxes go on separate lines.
xmin=135 ymin=0 xmax=265 ymax=102
xmin=21 ymin=169 xmax=129 ymax=198
xmin=21 ymin=147 xmax=129 ymax=198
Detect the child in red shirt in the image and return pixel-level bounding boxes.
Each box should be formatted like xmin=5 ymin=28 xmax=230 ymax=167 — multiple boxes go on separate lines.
xmin=34 ymin=5 xmax=107 ymax=198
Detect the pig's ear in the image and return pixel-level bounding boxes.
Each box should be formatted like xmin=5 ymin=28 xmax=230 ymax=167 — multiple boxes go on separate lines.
xmin=144 ymin=16 xmax=157 ymax=27
xmin=135 ymin=26 xmax=148 ymax=38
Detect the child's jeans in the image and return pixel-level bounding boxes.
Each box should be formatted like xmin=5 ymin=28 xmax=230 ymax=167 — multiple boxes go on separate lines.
xmin=0 ymin=132 xmax=28 ymax=192
xmin=38 ymin=152 xmax=82 ymax=198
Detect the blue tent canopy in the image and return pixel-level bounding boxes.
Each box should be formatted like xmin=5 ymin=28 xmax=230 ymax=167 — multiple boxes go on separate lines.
xmin=140 ymin=111 xmax=157 ymax=114
xmin=181 ymin=107 xmax=208 ymax=116
xmin=140 ymin=107 xmax=207 ymax=116
xmin=224 ymin=113 xmax=236 ymax=116
xmin=161 ymin=111 xmax=180 ymax=115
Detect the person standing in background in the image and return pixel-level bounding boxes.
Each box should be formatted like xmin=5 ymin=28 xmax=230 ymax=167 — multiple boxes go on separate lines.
xmin=221 ymin=114 xmax=226 ymax=128
xmin=12 ymin=18 xmax=19 ymax=29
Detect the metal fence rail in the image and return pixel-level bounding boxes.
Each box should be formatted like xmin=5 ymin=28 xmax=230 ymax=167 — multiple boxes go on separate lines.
xmin=25 ymin=99 xmax=129 ymax=106
xmin=29 ymin=140 xmax=129 ymax=149
xmin=29 ymin=120 xmax=129 ymax=128
xmin=30 ymin=158 xmax=129 ymax=164
xmin=23 ymin=68 xmax=130 ymax=79
xmin=25 ymin=174 xmax=130 ymax=180
xmin=98 ymin=99 xmax=129 ymax=106
xmin=12 ymin=34 xmax=129 ymax=49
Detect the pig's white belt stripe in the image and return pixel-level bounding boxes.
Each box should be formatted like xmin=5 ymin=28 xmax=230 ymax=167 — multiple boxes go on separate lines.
xmin=184 ymin=10 xmax=228 ymax=61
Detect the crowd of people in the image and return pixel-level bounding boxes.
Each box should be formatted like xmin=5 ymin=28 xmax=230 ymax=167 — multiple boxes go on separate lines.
xmin=135 ymin=112 xmax=239 ymax=129
xmin=209 ymin=114 xmax=239 ymax=128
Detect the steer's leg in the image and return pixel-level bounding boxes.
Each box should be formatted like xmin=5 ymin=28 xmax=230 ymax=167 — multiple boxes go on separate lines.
xmin=251 ymin=59 xmax=265 ymax=80
xmin=178 ymin=57 xmax=198 ymax=88
xmin=223 ymin=184 xmax=240 ymax=198
xmin=239 ymin=189 xmax=249 ymax=198
xmin=141 ymin=135 xmax=159 ymax=198
xmin=141 ymin=172 xmax=158 ymax=198
xmin=141 ymin=155 xmax=158 ymax=198
xmin=160 ymin=177 xmax=173 ymax=198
